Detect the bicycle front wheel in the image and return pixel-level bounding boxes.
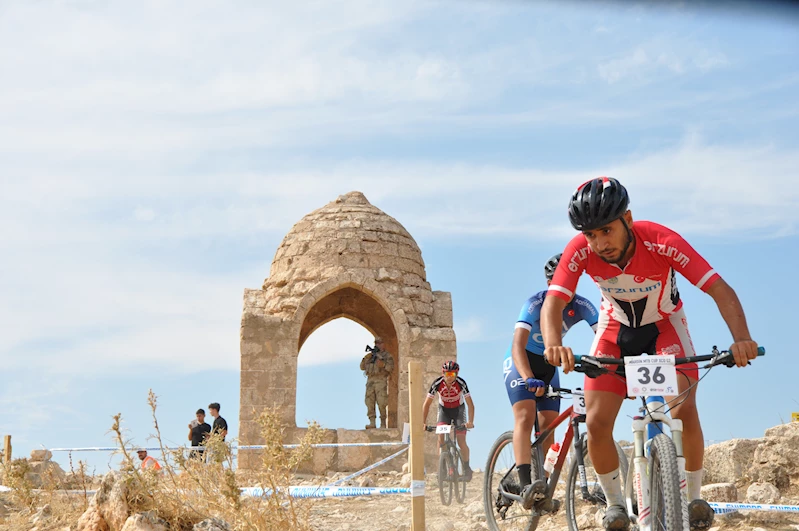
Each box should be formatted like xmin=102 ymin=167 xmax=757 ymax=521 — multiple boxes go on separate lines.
xmin=483 ymin=430 xmax=539 ymax=531
xmin=565 ymin=435 xmax=629 ymax=531
xmin=439 ymin=450 xmax=454 ymax=506
xmin=648 ymin=434 xmax=684 ymax=531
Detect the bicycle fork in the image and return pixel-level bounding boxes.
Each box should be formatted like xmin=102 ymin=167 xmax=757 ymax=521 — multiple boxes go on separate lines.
xmin=627 ymin=397 xmax=690 ymax=531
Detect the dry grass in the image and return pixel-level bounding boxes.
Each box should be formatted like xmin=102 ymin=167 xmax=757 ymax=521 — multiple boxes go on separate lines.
xmin=1 ymin=389 xmax=324 ymax=531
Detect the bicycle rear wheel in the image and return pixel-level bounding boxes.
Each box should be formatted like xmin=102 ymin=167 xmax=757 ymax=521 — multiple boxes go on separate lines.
xmin=453 ymin=448 xmax=467 ymax=504
xmin=648 ymin=434 xmax=684 ymax=531
xmin=483 ymin=430 xmax=540 ymax=531
xmin=439 ymin=450 xmax=454 ymax=506
xmin=565 ymin=434 xmax=629 ymax=531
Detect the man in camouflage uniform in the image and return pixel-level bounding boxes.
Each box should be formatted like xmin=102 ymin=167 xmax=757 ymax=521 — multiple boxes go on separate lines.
xmin=360 ymin=337 xmax=395 ymax=429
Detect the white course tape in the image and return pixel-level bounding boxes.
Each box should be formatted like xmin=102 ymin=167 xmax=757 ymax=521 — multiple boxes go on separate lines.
xmin=411 ymin=480 xmax=425 ymax=498
xmin=709 ymin=501 xmax=799 ymax=514
xmin=241 ymin=486 xmax=410 ymax=498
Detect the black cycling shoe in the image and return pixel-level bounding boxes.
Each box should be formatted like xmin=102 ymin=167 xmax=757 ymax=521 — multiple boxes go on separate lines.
xmin=602 ymin=504 xmax=630 ymax=530
xmin=463 ymin=467 xmax=473 ymax=482
xmin=688 ymin=499 xmax=715 ymax=530
xmin=520 ymin=479 xmax=547 ymax=510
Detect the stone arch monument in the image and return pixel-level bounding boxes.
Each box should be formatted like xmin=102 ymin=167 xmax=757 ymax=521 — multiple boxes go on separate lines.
xmin=239 ymin=191 xmax=457 ymax=471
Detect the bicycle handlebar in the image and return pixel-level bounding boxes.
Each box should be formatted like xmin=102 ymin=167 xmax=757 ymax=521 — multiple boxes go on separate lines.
xmin=573 ymin=346 xmax=765 ymax=377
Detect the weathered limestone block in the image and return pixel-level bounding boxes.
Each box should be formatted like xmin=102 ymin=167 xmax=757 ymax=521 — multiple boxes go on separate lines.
xmin=747 ymin=482 xmax=781 ymax=504
xmin=30 ymin=449 xmax=52 ymax=461
xmin=120 ymin=513 xmax=168 ymax=531
xmin=77 ymin=505 xmax=109 ymax=531
xmin=243 ymin=289 xmax=267 ymax=309
xmin=704 ymin=438 xmax=761 ymax=484
xmin=377 ymin=268 xmax=402 ymax=282
xmin=750 ymin=433 xmax=798 ymax=490
xmin=25 ymin=459 xmax=66 ymax=487
xmin=285 ymin=427 xmax=337 ymax=476
xmin=336 ymin=429 xmax=371 ymax=471
xmin=701 ymin=483 xmax=738 ymax=502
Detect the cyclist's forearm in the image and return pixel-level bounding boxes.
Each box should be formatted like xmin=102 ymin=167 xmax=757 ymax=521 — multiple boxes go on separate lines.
xmin=466 ymin=397 xmax=475 ymax=423
xmin=512 ymin=329 xmax=534 ymax=379
xmin=541 ymin=296 xmax=567 ymax=347
xmin=708 ymin=279 xmax=753 ymax=342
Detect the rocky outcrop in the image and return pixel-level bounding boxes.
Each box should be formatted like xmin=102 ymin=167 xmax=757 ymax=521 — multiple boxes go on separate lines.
xmin=24 ymin=449 xmax=66 ymax=488
xmin=76 ymin=471 xmax=129 ymax=531
xmin=703 ymin=438 xmax=761 ymax=484
xmin=120 ymin=512 xmax=168 ymax=531
xmin=703 ymin=422 xmax=799 ymax=505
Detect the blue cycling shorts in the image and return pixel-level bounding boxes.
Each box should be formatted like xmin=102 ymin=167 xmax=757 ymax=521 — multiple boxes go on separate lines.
xmin=503 ymin=347 xmax=560 ymax=412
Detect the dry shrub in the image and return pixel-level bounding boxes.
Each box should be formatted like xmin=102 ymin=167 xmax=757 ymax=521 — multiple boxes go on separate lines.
xmin=1 ymin=458 xmax=37 ymax=509
xmin=108 ymin=390 xmax=323 ymax=531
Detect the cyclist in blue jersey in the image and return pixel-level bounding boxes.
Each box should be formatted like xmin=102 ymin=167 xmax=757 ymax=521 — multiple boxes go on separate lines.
xmin=503 ymin=253 xmax=599 ymax=509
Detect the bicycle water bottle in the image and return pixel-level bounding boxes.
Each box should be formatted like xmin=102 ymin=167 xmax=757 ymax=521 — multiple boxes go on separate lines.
xmin=544 ymin=442 xmax=561 ymax=474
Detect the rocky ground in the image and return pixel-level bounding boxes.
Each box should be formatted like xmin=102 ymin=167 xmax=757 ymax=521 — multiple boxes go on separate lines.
xmin=3 ymin=422 xmax=799 ymax=530
xmin=306 ymin=469 xmax=799 ymax=531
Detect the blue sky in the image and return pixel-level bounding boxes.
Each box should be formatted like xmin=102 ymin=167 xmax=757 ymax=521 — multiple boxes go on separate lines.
xmin=1 ymin=0 xmax=798 ymax=476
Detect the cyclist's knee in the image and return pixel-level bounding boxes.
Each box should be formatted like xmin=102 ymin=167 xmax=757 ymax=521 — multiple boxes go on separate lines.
xmin=586 ymin=416 xmax=615 ymax=438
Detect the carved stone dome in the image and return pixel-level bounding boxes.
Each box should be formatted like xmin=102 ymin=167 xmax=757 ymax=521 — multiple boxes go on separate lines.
xmin=261 ymin=191 xmax=432 ymax=324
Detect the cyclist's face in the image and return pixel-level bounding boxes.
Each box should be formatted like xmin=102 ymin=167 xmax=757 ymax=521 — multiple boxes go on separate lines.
xmin=582 ymin=212 xmax=632 ymax=264
xmin=443 ymin=371 xmax=457 ymax=384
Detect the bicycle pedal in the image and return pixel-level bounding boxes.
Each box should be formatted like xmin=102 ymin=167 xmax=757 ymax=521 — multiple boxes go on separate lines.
xmin=533 ymin=498 xmax=561 ymax=515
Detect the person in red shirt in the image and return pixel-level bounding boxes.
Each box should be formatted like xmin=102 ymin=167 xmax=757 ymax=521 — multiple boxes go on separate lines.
xmin=541 ymin=177 xmax=759 ymax=531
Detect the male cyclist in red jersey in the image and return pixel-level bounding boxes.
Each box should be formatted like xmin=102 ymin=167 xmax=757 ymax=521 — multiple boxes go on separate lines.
xmin=541 ymin=177 xmax=759 ymax=531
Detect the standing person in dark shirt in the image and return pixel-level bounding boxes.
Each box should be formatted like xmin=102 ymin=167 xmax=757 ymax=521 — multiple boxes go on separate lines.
xmin=188 ymin=408 xmax=211 ymax=460
xmin=207 ymin=402 xmax=228 ymax=464
xmin=208 ymin=402 xmax=228 ymax=440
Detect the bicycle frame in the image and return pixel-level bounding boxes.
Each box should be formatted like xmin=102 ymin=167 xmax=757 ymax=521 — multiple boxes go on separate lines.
xmin=499 ymin=396 xmax=578 ymax=509
xmin=625 ymin=396 xmax=690 ymax=530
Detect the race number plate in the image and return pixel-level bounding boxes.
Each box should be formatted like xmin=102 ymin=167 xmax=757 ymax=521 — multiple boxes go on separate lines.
xmin=624 ymin=355 xmax=678 ymax=396
xmin=573 ymin=389 xmax=586 ymax=415
xmin=436 ymin=424 xmax=451 ymax=434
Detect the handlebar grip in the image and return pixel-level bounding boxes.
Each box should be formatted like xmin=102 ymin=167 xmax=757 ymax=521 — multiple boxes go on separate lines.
xmin=757 ymin=346 xmax=766 ymax=356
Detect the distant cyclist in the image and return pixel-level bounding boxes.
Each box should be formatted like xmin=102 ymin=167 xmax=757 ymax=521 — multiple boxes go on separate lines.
xmin=503 ymin=253 xmax=598 ymax=509
xmin=422 ymin=360 xmax=475 ymax=481
xmin=542 ymin=176 xmax=759 ymax=530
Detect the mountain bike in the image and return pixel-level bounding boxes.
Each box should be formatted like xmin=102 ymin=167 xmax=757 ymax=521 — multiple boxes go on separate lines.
xmin=484 ymin=386 xmax=629 ymax=531
xmin=574 ymin=345 xmax=765 ymax=531
xmin=425 ymin=420 xmax=469 ymax=505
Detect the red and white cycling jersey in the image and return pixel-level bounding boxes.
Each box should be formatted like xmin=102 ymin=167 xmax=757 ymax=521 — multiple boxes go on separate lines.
xmin=427 ymin=376 xmax=470 ymax=408
xmin=548 ymin=221 xmax=721 ymax=328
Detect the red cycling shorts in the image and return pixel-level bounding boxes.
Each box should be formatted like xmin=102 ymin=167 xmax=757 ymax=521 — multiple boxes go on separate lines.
xmin=585 ymin=308 xmax=699 ymax=397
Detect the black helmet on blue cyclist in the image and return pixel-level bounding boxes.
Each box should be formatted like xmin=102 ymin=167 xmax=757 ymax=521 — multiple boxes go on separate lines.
xmin=544 ymin=253 xmax=561 ymax=281
xmin=568 ymin=177 xmax=629 ymax=231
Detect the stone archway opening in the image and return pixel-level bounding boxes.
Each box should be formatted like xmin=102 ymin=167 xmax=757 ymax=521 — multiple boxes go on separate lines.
xmin=295 ymin=317 xmax=375 ymax=429
xmin=298 ymin=286 xmax=399 ymax=428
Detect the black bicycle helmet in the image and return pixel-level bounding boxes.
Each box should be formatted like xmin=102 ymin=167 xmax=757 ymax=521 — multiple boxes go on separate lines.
xmin=568 ymin=177 xmax=629 ymax=231
xmin=544 ymin=253 xmax=562 ymax=281
xmin=442 ymin=360 xmax=459 ymax=373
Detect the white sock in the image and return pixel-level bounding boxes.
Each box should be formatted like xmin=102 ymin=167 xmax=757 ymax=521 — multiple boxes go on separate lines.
xmin=686 ymin=469 xmax=703 ymax=502
xmin=597 ymin=468 xmax=625 ymax=508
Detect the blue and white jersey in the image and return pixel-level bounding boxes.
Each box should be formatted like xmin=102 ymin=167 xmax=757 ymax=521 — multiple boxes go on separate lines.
xmin=510 ymin=291 xmax=599 ymax=356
